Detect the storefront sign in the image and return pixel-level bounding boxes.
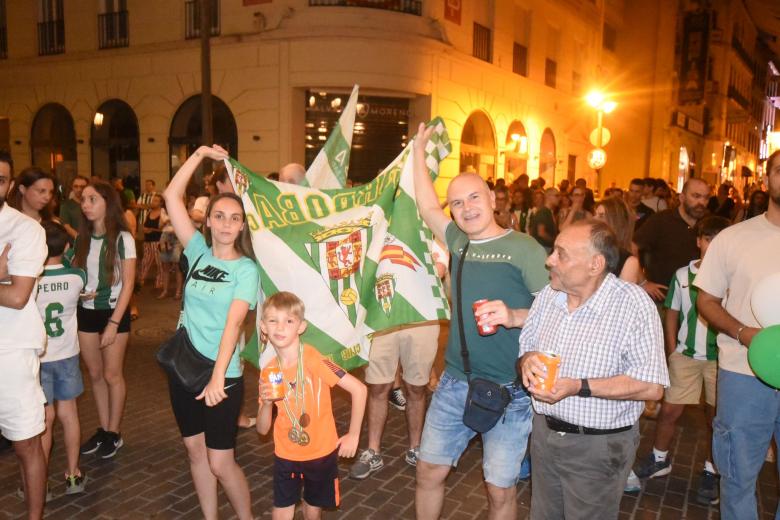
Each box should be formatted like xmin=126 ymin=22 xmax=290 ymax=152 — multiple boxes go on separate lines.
xmin=671 ymin=111 xmax=704 ymax=136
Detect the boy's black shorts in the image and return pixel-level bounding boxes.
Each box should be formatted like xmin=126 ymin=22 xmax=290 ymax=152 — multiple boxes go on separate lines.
xmin=273 ymin=449 xmax=340 ymax=509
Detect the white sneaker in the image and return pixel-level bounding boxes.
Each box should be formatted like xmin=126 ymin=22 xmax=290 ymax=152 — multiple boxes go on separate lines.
xmin=624 ymin=470 xmax=641 ymax=494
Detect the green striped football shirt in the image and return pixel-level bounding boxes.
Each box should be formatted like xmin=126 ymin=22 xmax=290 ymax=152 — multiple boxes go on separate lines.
xmin=78 ymin=231 xmax=136 ymax=310
xmin=664 ymin=261 xmax=718 ymax=361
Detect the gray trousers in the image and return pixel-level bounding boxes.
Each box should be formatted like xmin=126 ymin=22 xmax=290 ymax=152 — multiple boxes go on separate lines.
xmin=529 ymin=413 xmax=639 ymax=520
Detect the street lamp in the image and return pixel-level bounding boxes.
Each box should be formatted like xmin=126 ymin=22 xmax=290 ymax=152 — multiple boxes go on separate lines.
xmin=585 ymin=90 xmax=617 ymax=192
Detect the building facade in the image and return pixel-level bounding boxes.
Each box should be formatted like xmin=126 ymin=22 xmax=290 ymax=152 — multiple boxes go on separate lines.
xmin=0 ymin=0 xmax=628 ymax=196
xmin=610 ymin=0 xmax=779 ymax=192
xmin=1 ymin=0 xmax=775 ymax=197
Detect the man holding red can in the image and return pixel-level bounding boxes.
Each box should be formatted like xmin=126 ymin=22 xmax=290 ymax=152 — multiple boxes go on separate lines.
xmin=412 ymin=124 xmax=549 ymax=520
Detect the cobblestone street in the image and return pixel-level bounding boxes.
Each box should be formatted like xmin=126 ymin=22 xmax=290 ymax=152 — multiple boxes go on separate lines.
xmin=1 ymin=287 xmax=777 ymax=519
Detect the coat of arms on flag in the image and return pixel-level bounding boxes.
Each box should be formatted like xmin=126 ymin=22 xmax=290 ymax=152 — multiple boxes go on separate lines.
xmin=229 ymin=116 xmax=452 ymax=371
xmin=374 ymin=274 xmax=396 ymax=315
xmin=327 ymin=230 xmax=362 ymax=280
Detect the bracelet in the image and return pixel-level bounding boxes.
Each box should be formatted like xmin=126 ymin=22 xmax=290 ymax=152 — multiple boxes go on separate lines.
xmin=639 ymin=279 xmax=647 ymax=287
xmin=108 ymin=318 xmax=120 ymax=326
xmin=736 ymin=325 xmax=747 ymax=346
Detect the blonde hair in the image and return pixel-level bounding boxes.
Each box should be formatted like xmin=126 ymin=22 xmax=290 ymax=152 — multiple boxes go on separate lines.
xmin=262 ymin=291 xmax=305 ymax=320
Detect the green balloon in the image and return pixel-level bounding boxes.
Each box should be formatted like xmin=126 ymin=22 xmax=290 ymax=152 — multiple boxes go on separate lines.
xmin=748 ymin=325 xmax=780 ymax=388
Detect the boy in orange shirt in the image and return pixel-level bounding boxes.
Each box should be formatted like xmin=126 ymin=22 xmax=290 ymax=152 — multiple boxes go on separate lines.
xmin=257 ymin=292 xmax=367 ymax=519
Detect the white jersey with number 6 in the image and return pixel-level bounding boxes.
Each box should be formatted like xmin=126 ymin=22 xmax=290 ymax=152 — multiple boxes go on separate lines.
xmin=36 ymin=264 xmax=86 ymax=362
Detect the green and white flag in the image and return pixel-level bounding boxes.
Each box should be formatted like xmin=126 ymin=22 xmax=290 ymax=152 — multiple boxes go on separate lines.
xmin=228 ymin=118 xmax=452 ymax=371
xmin=302 ymin=85 xmax=359 ymax=189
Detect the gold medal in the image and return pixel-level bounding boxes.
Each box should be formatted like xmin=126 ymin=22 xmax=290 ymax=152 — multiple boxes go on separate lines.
xmin=278 ymin=342 xmax=310 ymax=448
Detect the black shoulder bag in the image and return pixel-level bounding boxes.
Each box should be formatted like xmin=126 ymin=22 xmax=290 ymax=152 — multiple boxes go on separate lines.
xmin=155 ymin=253 xmax=215 ymax=393
xmin=456 ymin=241 xmax=512 ymax=433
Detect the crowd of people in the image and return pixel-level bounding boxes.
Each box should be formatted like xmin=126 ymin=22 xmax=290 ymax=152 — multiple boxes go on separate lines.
xmin=491 ymin=172 xmax=768 ymax=251
xmin=0 ymin=132 xmax=779 ymax=520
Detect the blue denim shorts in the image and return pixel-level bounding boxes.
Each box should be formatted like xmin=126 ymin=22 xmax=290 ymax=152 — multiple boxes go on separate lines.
xmin=419 ymin=371 xmax=532 ymax=488
xmin=40 ymin=354 xmax=84 ymax=405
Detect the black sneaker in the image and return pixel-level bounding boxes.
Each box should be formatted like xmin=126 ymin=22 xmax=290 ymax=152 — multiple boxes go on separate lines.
xmin=389 ymin=387 xmax=407 ymax=411
xmin=696 ymin=469 xmax=719 ymax=505
xmin=96 ymin=431 xmax=123 ymax=459
xmin=634 ymin=452 xmax=671 ymax=479
xmin=80 ymin=428 xmax=107 ymax=455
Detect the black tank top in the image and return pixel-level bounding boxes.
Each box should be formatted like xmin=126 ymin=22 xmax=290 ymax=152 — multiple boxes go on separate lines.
xmin=144 ymin=214 xmax=162 ymax=242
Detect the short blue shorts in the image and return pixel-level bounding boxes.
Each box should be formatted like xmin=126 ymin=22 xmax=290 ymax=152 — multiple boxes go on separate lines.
xmin=419 ymin=371 xmax=532 ymax=488
xmin=40 ymin=354 xmax=84 ymax=405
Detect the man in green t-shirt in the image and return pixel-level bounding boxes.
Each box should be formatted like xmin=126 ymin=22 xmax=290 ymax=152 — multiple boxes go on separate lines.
xmin=412 ymin=124 xmax=549 ymax=520
xmin=59 ymin=176 xmax=88 ymax=239
xmin=111 ymin=177 xmax=136 ymax=209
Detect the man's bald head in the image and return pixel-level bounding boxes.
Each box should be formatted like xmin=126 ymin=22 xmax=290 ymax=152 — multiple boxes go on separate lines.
xmin=279 ymin=163 xmax=306 ymax=185
xmin=446 ymin=172 xmax=491 ymax=202
xmin=446 ymin=173 xmax=503 ymax=240
xmin=680 ymin=177 xmax=709 ymax=221
xmin=681 ymin=177 xmax=708 ymax=195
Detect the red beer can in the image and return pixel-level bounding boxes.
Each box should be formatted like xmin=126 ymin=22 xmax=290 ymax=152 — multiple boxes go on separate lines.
xmin=472 ymin=299 xmax=497 ymax=336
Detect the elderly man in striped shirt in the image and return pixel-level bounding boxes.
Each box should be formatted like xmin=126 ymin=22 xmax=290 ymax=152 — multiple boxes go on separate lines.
xmin=518 ymin=219 xmax=669 ymax=520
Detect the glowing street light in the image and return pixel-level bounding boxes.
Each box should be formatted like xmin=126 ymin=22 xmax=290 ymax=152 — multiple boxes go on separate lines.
xmin=585 ymin=91 xmax=605 ymax=109
xmin=585 ymin=91 xmax=617 ymax=187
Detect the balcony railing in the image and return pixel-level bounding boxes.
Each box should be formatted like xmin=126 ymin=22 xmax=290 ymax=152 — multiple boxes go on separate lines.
xmin=309 ymin=0 xmax=421 ymax=16
xmin=727 ymin=85 xmax=750 ymax=110
xmin=98 ymin=11 xmax=129 ymax=49
xmin=731 ymin=35 xmax=753 ymax=69
xmin=38 ymin=19 xmax=65 ymax=56
xmin=0 ymin=26 xmax=6 ymax=59
xmin=185 ymin=0 xmax=220 ymax=40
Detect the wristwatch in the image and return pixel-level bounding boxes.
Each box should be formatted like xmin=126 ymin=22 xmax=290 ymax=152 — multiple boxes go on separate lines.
xmin=578 ymin=378 xmax=592 ymax=398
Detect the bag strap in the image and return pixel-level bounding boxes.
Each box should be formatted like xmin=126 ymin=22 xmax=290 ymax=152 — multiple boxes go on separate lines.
xmin=455 ymin=241 xmax=471 ymax=382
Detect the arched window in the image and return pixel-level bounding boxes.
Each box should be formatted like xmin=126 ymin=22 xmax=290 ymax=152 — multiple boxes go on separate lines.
xmin=30 ymin=102 xmax=77 ymax=180
xmin=504 ymin=120 xmax=528 ymax=183
xmin=91 ymin=99 xmax=139 ymax=185
xmin=539 ymin=128 xmax=556 ymax=185
xmin=169 ymin=94 xmax=237 ymax=186
xmin=459 ymin=111 xmax=496 ymax=181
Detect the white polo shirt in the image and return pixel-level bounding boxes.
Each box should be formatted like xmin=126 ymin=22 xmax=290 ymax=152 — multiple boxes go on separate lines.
xmin=0 ymin=205 xmax=47 ymax=351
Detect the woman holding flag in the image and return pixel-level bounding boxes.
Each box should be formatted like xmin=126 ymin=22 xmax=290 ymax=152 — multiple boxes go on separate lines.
xmin=163 ymin=145 xmax=258 ymax=520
